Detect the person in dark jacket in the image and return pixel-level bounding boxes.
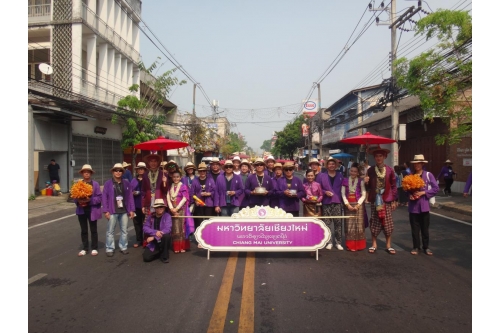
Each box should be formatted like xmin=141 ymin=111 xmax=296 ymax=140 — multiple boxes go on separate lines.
xmin=130 ymin=162 xmax=146 ymax=248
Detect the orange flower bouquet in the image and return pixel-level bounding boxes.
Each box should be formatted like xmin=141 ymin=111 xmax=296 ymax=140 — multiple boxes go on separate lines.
xmin=402 ymin=174 xmax=425 ymax=192
xmin=70 ymin=180 xmax=93 ymax=206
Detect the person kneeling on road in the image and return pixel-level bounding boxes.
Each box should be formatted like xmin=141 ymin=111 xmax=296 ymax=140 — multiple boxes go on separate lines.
xmin=143 ymin=199 xmax=172 ymax=263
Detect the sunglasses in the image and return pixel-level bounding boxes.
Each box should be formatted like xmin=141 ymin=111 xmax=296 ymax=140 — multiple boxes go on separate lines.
xmin=255 ymin=164 xmax=264 ymax=167
xmin=225 ymin=166 xmax=233 ymax=169
xmin=113 ymin=170 xmax=123 ymax=173
xmin=167 ymin=165 xmax=176 ymax=169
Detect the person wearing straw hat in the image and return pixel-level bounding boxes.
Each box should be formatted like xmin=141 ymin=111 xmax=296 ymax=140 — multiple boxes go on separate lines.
xmin=191 ymin=162 xmax=217 ymax=229
xmin=141 ymin=153 xmax=163 ymax=218
xmin=102 ymin=163 xmax=135 ymax=257
xmin=130 ymin=162 xmax=147 ymax=248
xmin=232 ymin=156 xmax=242 ymax=175
xmin=363 ymin=146 xmax=398 ymax=255
xmin=208 ymin=157 xmax=222 ymax=183
xmin=276 ymin=162 xmax=305 ymax=217
xmin=74 ymin=164 xmax=102 ymax=257
xmin=304 ymin=158 xmax=322 ymax=182
xmin=245 ymin=158 xmax=275 ymax=207
xmin=264 ymin=156 xmax=276 ymax=178
xmin=406 ymin=154 xmax=439 ymax=256
xmin=181 ymin=162 xmax=197 ymax=192
xmin=142 ymin=199 xmax=172 ymax=263
xmin=316 ymin=157 xmax=345 ymax=250
xmin=436 ymin=159 xmax=456 ymax=196
xmin=269 ymin=162 xmax=283 ymax=208
xmin=122 ymin=161 xmax=133 ymax=183
xmin=238 ymin=159 xmax=252 ymax=209
xmin=214 ymin=160 xmax=244 ymax=216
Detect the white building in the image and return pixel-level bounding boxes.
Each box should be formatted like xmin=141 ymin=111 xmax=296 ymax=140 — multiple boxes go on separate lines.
xmin=28 ymin=0 xmax=143 ymax=193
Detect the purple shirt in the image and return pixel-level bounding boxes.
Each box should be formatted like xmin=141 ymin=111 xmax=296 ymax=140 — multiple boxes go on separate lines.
xmin=406 ymin=171 xmax=439 ymax=213
xmin=316 ymin=171 xmax=344 ymax=204
xmin=143 ymin=212 xmax=172 ymax=252
xmin=464 ymin=173 xmax=472 ymax=195
xmin=102 ymin=179 xmax=135 ymax=214
xmin=214 ymin=174 xmax=244 ymax=207
xmin=74 ymin=180 xmax=102 ymax=221
xmin=245 ymin=173 xmax=274 ymax=206
xmin=130 ymin=177 xmax=144 ymax=209
xmin=302 ymin=181 xmax=323 ymax=202
xmin=181 ymin=175 xmax=197 ymax=199
xmin=276 ymin=176 xmax=306 ymax=212
xmin=238 ymin=172 xmax=251 ymax=208
xmin=191 ymin=177 xmax=216 ymax=207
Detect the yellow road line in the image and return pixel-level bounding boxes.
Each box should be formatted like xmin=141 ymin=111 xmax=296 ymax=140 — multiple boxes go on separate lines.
xmin=238 ymin=252 xmax=255 ymax=333
xmin=207 ymin=252 xmax=239 ymax=333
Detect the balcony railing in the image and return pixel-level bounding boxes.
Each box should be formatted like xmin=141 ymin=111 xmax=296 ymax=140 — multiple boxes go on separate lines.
xmin=82 ymin=3 xmax=140 ymax=63
xmin=28 ymin=4 xmax=51 ymax=17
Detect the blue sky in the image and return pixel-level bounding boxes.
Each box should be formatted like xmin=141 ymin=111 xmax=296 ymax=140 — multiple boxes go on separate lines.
xmin=139 ymin=0 xmax=470 ymax=152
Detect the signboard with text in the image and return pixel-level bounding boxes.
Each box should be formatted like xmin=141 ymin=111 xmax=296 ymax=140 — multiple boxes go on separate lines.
xmin=302 ymin=99 xmax=319 ymax=118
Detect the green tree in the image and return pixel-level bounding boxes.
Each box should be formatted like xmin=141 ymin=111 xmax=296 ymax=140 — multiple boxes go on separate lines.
xmin=394 ymin=9 xmax=472 ymax=145
xmin=260 ymin=139 xmax=272 ymax=152
xmin=272 ymin=115 xmax=306 ymax=160
xmin=221 ymin=132 xmax=249 ymax=158
xmin=112 ymin=59 xmax=187 ymax=169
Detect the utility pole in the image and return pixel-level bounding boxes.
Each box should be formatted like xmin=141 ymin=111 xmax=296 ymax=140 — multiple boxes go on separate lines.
xmin=370 ymin=0 xmax=421 ymax=167
xmin=192 ymin=83 xmax=196 ymax=116
xmin=317 ymin=83 xmax=322 ymax=161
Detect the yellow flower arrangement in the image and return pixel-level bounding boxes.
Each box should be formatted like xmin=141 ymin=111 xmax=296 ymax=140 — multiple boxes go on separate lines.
xmin=402 ymin=174 xmax=425 ymax=192
xmin=70 ymin=180 xmax=93 ymax=199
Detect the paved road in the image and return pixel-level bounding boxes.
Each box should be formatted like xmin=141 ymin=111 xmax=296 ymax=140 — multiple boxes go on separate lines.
xmin=29 ymin=198 xmax=471 ymax=332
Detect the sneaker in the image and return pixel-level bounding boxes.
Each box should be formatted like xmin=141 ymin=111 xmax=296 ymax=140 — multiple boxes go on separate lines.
xmin=120 ymin=249 xmax=129 ymax=255
xmin=326 ymin=244 xmax=333 ymax=250
xmin=78 ymin=250 xmax=87 ymax=257
xmin=91 ymin=250 xmax=98 ymax=256
xmin=335 ymin=244 xmax=344 ymax=251
xmin=106 ymin=252 xmax=114 ymax=257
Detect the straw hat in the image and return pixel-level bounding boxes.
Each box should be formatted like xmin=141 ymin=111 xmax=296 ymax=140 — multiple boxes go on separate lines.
xmin=210 ymin=157 xmax=220 ymax=164
xmin=326 ymin=157 xmax=339 ymax=164
xmin=197 ymin=162 xmax=208 ymax=171
xmin=135 ymin=162 xmax=147 ymax=169
xmin=79 ymin=164 xmax=94 ymax=174
xmin=184 ymin=162 xmax=196 ymax=171
xmin=232 ymin=156 xmax=241 ymax=162
xmin=266 ymin=155 xmax=276 ymax=163
xmin=308 ymin=158 xmax=320 ymax=166
xmin=224 ymin=160 xmax=234 ymax=167
xmin=444 ymin=159 xmax=453 ymax=164
xmin=240 ymin=159 xmax=251 ymax=167
xmin=144 ymin=154 xmax=161 ymax=163
xmin=153 ymin=198 xmax=167 ymax=208
xmin=273 ymin=162 xmax=283 ymax=170
xmin=253 ymin=157 xmax=265 ymax=165
xmin=110 ymin=163 xmax=125 ymax=172
xmin=283 ymin=161 xmax=295 ymax=169
xmin=122 ymin=161 xmax=131 ymax=168
xmin=411 ymin=154 xmax=428 ymax=164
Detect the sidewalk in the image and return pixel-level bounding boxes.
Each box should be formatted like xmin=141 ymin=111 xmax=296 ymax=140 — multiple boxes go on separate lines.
xmin=28 ymin=193 xmax=76 ymax=219
xmin=432 ymin=192 xmax=472 ymax=216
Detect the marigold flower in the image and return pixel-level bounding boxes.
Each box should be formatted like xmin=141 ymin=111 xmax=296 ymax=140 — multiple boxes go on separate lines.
xmin=70 ymin=180 xmax=93 ymax=199
xmin=402 ymin=174 xmax=425 ymax=192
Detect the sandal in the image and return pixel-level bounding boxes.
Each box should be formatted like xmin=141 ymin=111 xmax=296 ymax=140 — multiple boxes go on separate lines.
xmin=180 ymin=249 xmax=186 ymax=253
xmin=78 ymin=250 xmax=87 ymax=257
xmin=386 ymin=248 xmax=396 ymax=255
xmin=424 ymin=248 xmax=433 ymax=256
xmin=368 ymin=247 xmax=376 ymax=253
xmin=410 ymin=248 xmax=418 ymax=255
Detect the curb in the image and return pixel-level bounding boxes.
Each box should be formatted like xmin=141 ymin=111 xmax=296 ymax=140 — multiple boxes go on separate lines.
xmin=434 ymin=203 xmax=472 ymax=217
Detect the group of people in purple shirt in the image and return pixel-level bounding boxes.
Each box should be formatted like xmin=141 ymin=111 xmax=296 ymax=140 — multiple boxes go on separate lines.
xmin=73 ymin=146 xmax=464 ymax=262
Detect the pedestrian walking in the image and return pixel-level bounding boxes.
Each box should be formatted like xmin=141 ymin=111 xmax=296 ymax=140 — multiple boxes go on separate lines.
xmin=302 ymin=169 xmax=323 ymax=217
xmin=364 ymin=146 xmax=398 ymax=255
xmin=74 ymin=164 xmax=102 ymax=257
xmin=316 ymin=157 xmax=344 ymax=250
xmin=405 ymin=154 xmax=439 ymax=256
xmin=214 ymin=160 xmax=244 ymax=216
xmin=341 ymin=163 xmax=367 ymax=252
xmin=47 ymin=159 xmax=60 ymax=184
xmin=276 ymin=162 xmax=305 ymax=217
xmin=142 ymin=199 xmax=172 ymax=263
xmin=130 ymin=162 xmax=146 ymax=248
xmin=436 ymin=159 xmax=457 ymax=196
xmin=102 ymin=163 xmax=135 ymax=257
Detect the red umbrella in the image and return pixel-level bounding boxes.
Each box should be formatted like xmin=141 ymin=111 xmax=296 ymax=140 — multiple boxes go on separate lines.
xmin=134 ymin=136 xmax=189 ymax=150
xmin=340 ymin=132 xmax=396 ymax=145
